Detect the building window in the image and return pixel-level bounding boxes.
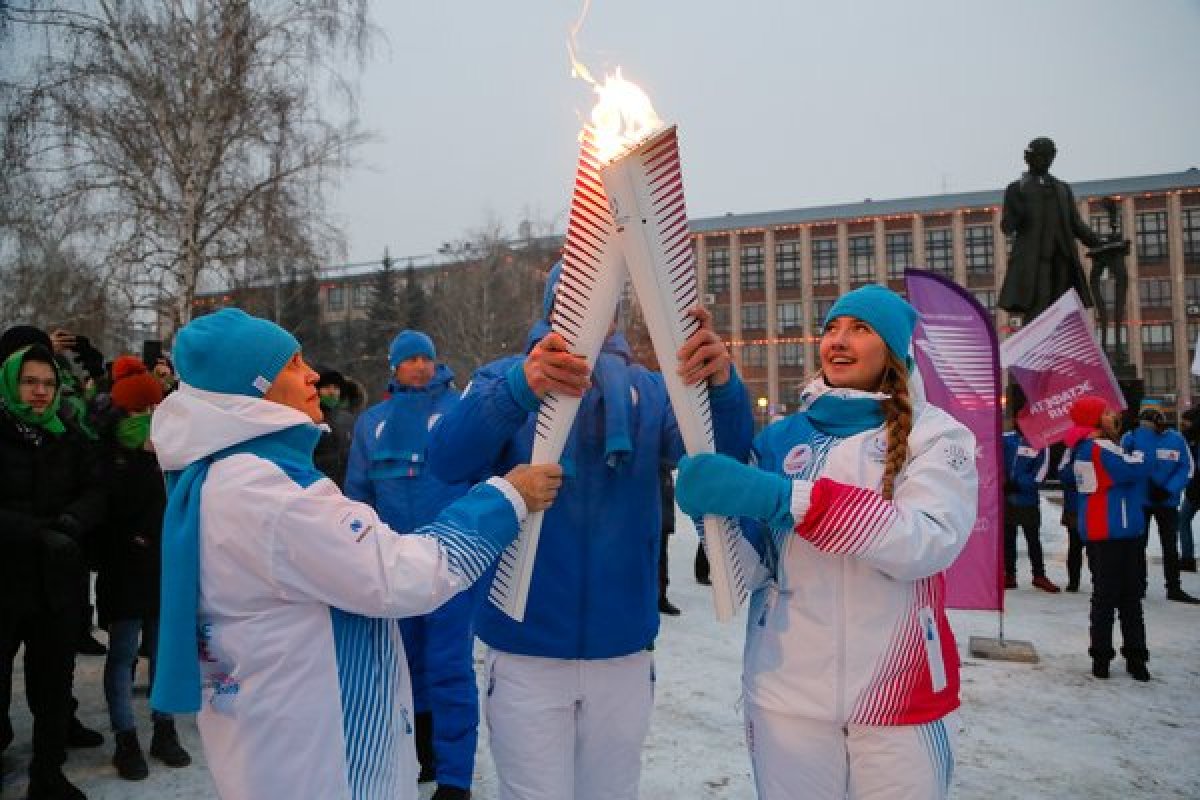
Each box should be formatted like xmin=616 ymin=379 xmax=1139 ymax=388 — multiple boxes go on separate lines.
xmin=813 ymin=296 xmax=835 ymax=328
xmin=741 ymin=344 xmax=766 ymax=368
xmin=1090 ymin=212 xmax=1122 ymax=238
xmin=925 ymin=228 xmax=953 ymax=277
xmin=886 ymin=231 xmax=913 ymax=280
xmin=971 ymin=289 xmax=996 ymax=312
xmin=779 ymin=342 xmax=804 ymax=368
xmin=1136 ymin=211 xmax=1168 ymax=263
xmin=1139 ymin=277 xmax=1171 ymax=309
xmin=781 ymin=382 xmax=804 ymax=408
xmin=712 ymin=304 xmax=730 ymax=332
xmin=1144 ymin=366 xmax=1176 ymax=396
xmin=741 ymin=303 xmax=766 ymax=330
xmin=776 ymin=240 xmax=802 ymax=289
xmin=848 ymin=235 xmax=874 ymax=282
xmin=812 ymin=238 xmax=838 ymax=284
xmin=1189 ymin=321 xmax=1200 ymax=352
xmin=353 ymin=284 xmax=372 ymax=309
xmin=741 ymin=244 xmax=765 ymax=291
xmin=706 ymin=247 xmax=730 ymax=292
xmin=1102 ymin=324 xmax=1129 ymax=361
xmin=1142 ymin=322 xmax=1174 ymax=353
xmin=964 ymin=225 xmax=994 ymax=275
xmin=1185 ymin=277 xmax=1200 ymax=312
xmin=1184 ymin=207 xmax=1200 ymax=265
xmin=777 ymin=301 xmax=803 ymax=331
xmin=327 ymin=286 xmax=345 ymax=311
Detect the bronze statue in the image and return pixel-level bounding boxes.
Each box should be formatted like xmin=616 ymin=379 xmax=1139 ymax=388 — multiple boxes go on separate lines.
xmin=998 ymin=137 xmax=1104 ymax=323
xmin=1086 ymin=197 xmax=1132 ymax=368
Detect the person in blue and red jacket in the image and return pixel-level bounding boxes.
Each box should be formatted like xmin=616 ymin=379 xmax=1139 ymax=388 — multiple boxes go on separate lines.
xmin=1121 ymin=407 xmax=1199 ymax=604
xmin=1064 ymin=395 xmax=1153 ymax=680
xmin=1002 ymin=426 xmax=1057 ymax=592
xmin=675 ymin=285 xmax=977 ymax=800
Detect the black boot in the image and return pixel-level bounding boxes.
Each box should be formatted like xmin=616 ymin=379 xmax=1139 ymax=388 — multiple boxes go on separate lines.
xmin=414 ymin=711 xmax=435 ymax=783
xmin=1088 ymin=646 xmax=1113 ymax=680
xmin=1166 ymin=587 xmax=1200 ymax=604
xmin=26 ymin=765 xmax=87 ymax=800
xmin=658 ymin=596 xmax=681 ymax=616
xmin=149 ymin=719 xmax=191 ymax=767
xmin=112 ymin=729 xmax=148 ymax=781
xmin=1180 ymin=556 xmax=1197 ymax=572
xmin=66 ymin=717 xmax=103 ymax=748
xmin=75 ymin=632 xmax=107 ymax=656
xmin=1122 ymin=647 xmax=1151 ymax=682
xmin=432 ymin=786 xmax=471 ymax=800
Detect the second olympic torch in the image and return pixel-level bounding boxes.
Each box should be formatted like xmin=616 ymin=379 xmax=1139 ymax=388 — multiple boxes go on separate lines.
xmin=599 ymin=124 xmax=748 ymax=622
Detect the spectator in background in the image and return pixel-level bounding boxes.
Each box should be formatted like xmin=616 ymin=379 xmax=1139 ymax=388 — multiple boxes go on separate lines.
xmin=0 ymin=341 xmax=107 ymax=800
xmin=1179 ymin=406 xmax=1200 ymax=573
xmin=151 ymin=356 xmax=177 ymax=395
xmin=1058 ymin=447 xmax=1090 ymax=592
xmin=99 ymin=357 xmax=191 ymax=781
xmin=1003 ymin=425 xmax=1058 ymax=592
xmin=1122 ymin=407 xmax=1198 ymax=604
xmin=312 ymin=366 xmax=355 ymax=487
xmin=657 ymin=464 xmax=681 ymax=616
xmin=344 ymin=330 xmax=477 ymax=800
xmin=1064 ymin=396 xmax=1153 ymax=680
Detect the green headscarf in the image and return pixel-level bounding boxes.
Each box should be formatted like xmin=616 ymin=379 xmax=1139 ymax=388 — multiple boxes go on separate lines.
xmin=0 ymin=347 xmax=66 ymax=435
xmin=116 ymin=412 xmax=152 ymax=450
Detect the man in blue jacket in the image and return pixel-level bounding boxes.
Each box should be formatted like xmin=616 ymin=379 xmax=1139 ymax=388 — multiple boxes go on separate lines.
xmin=1122 ymin=407 xmax=1199 ymax=604
xmin=1002 ymin=427 xmax=1057 ymax=591
xmin=344 ymin=330 xmax=478 ymax=800
xmin=428 ymin=265 xmax=753 ymax=800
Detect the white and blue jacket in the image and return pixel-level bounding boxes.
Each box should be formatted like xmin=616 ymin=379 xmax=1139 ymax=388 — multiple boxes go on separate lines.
xmin=428 ymin=342 xmax=753 ymax=660
xmin=151 ymin=385 xmax=527 ymax=800
xmin=1002 ymin=430 xmax=1047 ymax=508
xmin=1120 ymin=425 xmax=1193 ymax=509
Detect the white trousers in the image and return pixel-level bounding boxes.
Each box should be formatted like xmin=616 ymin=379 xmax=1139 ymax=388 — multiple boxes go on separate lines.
xmin=484 ymin=648 xmax=655 ymax=800
xmin=745 ymin=704 xmax=956 ymax=800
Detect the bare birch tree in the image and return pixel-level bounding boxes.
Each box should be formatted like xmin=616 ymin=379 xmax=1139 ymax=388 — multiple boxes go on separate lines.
xmin=0 ymin=0 xmax=372 ymax=341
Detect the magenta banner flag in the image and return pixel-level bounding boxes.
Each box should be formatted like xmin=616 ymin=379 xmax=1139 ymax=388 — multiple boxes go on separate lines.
xmin=998 ymin=289 xmax=1125 ymax=449
xmin=905 ymin=269 xmax=1004 ymax=611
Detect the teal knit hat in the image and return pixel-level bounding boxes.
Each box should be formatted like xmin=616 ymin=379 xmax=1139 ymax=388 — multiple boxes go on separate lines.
xmin=823 ymin=284 xmax=918 ymax=366
xmin=388 ymin=330 xmax=436 ymax=369
xmin=173 ymin=308 xmax=300 ymax=396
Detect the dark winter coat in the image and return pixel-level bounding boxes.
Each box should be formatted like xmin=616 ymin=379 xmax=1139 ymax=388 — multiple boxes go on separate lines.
xmin=0 ymin=408 xmax=106 ymax=615
xmin=96 ymin=434 xmax=166 ymax=627
xmin=314 ymin=406 xmax=355 ymax=488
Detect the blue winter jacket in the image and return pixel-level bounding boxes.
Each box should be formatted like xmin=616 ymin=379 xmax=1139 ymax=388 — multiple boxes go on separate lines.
xmin=427 ymin=338 xmax=753 ymax=660
xmin=1002 ymin=430 xmax=1047 ymax=508
xmin=345 ymin=365 xmax=470 ymax=533
xmin=1068 ymin=436 xmax=1150 ymax=542
xmin=1120 ymin=425 xmax=1193 ymax=509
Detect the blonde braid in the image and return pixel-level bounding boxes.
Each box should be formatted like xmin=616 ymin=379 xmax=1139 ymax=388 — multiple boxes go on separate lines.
xmin=878 ymin=352 xmax=913 ymax=500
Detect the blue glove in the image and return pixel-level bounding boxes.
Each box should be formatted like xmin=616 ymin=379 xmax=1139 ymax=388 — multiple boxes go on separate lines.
xmin=675 ymin=453 xmax=794 ymax=529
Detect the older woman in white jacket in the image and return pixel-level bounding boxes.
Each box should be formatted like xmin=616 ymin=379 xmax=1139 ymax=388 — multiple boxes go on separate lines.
xmin=677 ymin=285 xmax=978 ymax=800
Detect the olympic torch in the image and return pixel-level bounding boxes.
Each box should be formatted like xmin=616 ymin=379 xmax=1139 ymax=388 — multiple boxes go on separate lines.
xmin=489 ymin=128 xmax=629 ymax=621
xmin=592 ymin=80 xmax=748 ymax=623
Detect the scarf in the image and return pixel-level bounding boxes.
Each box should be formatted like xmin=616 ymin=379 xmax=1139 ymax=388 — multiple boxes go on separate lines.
xmin=801 ymin=381 xmax=886 ymax=438
xmin=0 ymin=347 xmax=65 ymax=435
xmin=116 ymin=413 xmax=152 ymax=450
xmin=525 ymin=320 xmax=634 ymax=474
xmin=152 ymin=423 xmax=323 ymax=713
xmin=369 ymin=364 xmax=456 ymax=480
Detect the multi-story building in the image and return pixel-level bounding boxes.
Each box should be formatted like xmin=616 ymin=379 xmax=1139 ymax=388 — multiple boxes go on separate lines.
xmin=691 ymin=168 xmax=1200 ymax=419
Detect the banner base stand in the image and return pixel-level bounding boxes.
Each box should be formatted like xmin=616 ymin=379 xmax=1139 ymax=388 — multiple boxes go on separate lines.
xmin=969 ymin=636 xmax=1039 ymax=663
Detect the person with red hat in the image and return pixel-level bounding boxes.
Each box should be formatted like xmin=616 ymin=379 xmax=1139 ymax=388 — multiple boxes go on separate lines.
xmin=1063 ymin=395 xmax=1153 ymax=680
xmin=98 ymin=356 xmax=194 ymax=782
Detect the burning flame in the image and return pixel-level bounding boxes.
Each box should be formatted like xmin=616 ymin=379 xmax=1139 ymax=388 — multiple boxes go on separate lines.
xmin=568 ymin=0 xmax=664 ymax=163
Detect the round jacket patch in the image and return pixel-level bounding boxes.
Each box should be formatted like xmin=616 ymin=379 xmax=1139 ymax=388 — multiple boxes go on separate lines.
xmin=783 ymin=444 xmax=812 ymax=476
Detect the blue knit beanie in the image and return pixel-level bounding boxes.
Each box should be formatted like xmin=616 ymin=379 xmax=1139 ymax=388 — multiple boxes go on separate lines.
xmin=388 ymin=330 xmax=436 ymax=369
xmin=173 ymin=308 xmax=300 ymax=397
xmin=822 ymin=284 xmax=918 ymax=365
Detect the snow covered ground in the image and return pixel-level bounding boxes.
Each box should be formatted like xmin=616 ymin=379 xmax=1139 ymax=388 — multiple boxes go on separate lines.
xmin=4 ymin=495 xmax=1199 ymax=799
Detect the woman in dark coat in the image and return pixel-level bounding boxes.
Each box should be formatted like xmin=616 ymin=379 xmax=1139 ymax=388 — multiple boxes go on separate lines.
xmin=0 ymin=344 xmax=106 ymax=800
xmin=97 ymin=356 xmax=191 ymax=780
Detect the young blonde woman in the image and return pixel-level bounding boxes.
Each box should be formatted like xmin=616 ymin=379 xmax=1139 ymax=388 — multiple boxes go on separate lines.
xmin=676 ymin=284 xmax=978 ymax=800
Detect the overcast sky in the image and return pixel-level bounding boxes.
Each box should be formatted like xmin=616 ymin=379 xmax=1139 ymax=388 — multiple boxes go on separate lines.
xmin=329 ymin=0 xmax=1200 ymax=267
